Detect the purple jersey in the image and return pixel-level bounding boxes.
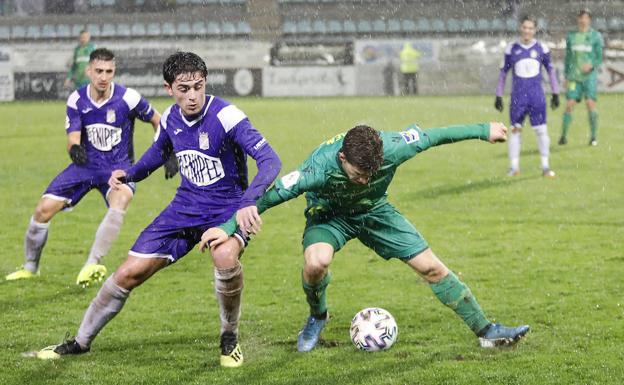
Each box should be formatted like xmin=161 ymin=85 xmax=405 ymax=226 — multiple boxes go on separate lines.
xmin=496 ymin=40 xmax=559 ymax=99
xmin=66 ymin=83 xmax=155 ymax=170
xmin=126 ymin=95 xmax=281 ymax=223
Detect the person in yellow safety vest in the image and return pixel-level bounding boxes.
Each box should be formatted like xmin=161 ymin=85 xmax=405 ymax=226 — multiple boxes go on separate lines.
xmin=400 ymin=42 xmax=422 ymax=95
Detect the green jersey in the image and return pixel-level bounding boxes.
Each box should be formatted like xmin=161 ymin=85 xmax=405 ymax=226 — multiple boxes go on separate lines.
xmin=67 ymin=42 xmax=95 ymax=88
xmin=564 ymin=28 xmax=603 ymax=82
xmin=219 ymin=123 xmax=490 ymax=235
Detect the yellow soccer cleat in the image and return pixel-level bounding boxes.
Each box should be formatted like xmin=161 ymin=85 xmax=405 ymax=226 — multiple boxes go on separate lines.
xmin=6 ymin=268 xmax=37 ymax=281
xmin=76 ymin=264 xmax=107 ymax=288
xmin=220 ymin=332 xmax=243 ymax=368
xmin=35 ymin=346 xmax=61 ymax=360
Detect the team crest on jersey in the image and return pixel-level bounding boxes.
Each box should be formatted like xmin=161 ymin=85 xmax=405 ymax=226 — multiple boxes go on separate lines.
xmin=400 ymin=128 xmax=420 ymax=144
xmin=177 ymin=150 xmax=224 ymax=186
xmin=530 ymin=49 xmax=537 ymax=58
xmin=199 ymin=132 xmax=210 ymax=150
xmin=106 ymin=109 xmax=116 ymax=124
xmin=281 ymin=170 xmax=301 ymax=189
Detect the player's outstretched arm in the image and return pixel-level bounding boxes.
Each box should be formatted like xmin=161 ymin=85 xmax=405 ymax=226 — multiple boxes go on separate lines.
xmin=228 ymin=118 xmax=282 ymax=235
xmin=487 ymin=122 xmax=508 ymax=143
xmin=124 ymin=126 xmax=173 ymax=183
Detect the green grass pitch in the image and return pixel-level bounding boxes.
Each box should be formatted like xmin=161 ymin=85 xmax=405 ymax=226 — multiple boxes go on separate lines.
xmin=1 ymin=95 xmax=623 ymax=384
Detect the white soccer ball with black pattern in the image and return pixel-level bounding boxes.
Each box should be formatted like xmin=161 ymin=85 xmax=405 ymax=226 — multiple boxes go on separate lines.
xmin=349 ymin=307 xmax=398 ymax=352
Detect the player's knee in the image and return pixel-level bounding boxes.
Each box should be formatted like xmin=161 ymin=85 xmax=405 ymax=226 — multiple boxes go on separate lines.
xmin=211 ymin=241 xmax=240 ymax=268
xmin=113 ymin=265 xmax=143 ymax=290
xmin=304 ymin=254 xmax=331 ymax=277
xmin=109 ymin=188 xmax=133 ymax=209
xmin=34 ymin=201 xmax=58 ymax=223
xmin=511 ymin=127 xmax=521 ymax=134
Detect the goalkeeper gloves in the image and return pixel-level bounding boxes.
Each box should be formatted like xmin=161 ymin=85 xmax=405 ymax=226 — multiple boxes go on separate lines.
xmin=494 ymin=96 xmax=504 ymax=112
xmin=69 ymin=144 xmax=88 ymax=165
xmin=163 ymin=150 xmax=179 ymax=179
xmin=494 ymin=96 xmax=503 ymax=112
xmin=550 ymin=94 xmax=560 ymax=110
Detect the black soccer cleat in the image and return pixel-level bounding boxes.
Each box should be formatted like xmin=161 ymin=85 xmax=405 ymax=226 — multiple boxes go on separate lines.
xmin=36 ymin=338 xmax=89 ymax=360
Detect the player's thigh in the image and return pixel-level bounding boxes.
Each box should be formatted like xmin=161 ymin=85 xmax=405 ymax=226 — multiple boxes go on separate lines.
xmin=42 ymin=164 xmax=94 ymax=209
xmin=509 ymin=98 xmax=528 ymax=128
xmin=404 ymin=248 xmax=449 ymax=283
xmin=101 ymin=182 xmax=135 ymax=210
xmin=303 ymin=214 xmax=357 ymax=254
xmin=357 ymin=204 xmax=428 ymax=261
xmin=583 ymin=77 xmax=598 ymax=103
xmin=33 ymin=197 xmax=67 ymax=222
xmin=565 ymin=80 xmax=582 ymax=103
xmin=528 ymin=98 xmax=547 ymax=127
xmin=113 ymin=255 xmax=169 ymax=290
xmin=128 ymin=206 xmax=201 ymax=265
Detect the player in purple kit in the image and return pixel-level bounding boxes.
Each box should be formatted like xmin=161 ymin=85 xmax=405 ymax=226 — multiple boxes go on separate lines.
xmin=5 ymin=48 xmax=171 ymax=287
xmin=35 ymin=52 xmax=281 ymax=368
xmin=495 ymin=15 xmax=560 ymax=178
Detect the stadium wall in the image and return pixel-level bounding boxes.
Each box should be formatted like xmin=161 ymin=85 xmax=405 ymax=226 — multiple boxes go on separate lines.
xmin=4 ymin=37 xmax=624 ymax=100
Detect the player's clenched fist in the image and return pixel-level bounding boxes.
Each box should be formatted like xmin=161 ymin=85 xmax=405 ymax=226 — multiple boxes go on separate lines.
xmin=108 ymin=169 xmax=127 ymax=190
xmin=488 ymin=122 xmax=508 ymax=143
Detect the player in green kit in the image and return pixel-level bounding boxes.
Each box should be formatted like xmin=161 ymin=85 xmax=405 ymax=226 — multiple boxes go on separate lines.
xmin=64 ymin=30 xmax=96 ymax=90
xmin=559 ymin=9 xmax=603 ymax=146
xmin=201 ymin=122 xmax=530 ymax=351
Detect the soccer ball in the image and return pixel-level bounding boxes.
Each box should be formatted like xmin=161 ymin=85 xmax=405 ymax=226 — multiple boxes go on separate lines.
xmin=349 ymin=307 xmax=398 ymax=352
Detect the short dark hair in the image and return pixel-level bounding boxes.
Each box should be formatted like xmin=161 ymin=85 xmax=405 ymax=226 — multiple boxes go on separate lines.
xmin=520 ymin=15 xmax=537 ymax=27
xmin=578 ymin=8 xmax=591 ymax=18
xmin=79 ymin=29 xmax=89 ymax=34
xmin=89 ymin=48 xmax=115 ymax=62
xmin=341 ymin=125 xmax=384 ymax=174
xmin=163 ymin=52 xmax=208 ymax=85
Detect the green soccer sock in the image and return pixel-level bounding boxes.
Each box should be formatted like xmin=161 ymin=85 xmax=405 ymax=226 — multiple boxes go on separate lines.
xmin=302 ymin=271 xmax=331 ymax=319
xmin=561 ymin=112 xmax=572 ymax=139
xmin=429 ymin=271 xmax=490 ymax=335
xmin=589 ymin=110 xmax=599 ymax=140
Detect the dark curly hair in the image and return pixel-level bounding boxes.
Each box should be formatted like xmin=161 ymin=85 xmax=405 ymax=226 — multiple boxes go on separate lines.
xmin=163 ymin=52 xmax=208 ymax=85
xmin=341 ymin=125 xmax=384 ymax=174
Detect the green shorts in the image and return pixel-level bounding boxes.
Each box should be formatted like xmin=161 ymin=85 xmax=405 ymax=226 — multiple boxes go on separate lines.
xmin=566 ymin=77 xmax=598 ymax=102
xmin=302 ymin=202 xmax=428 ymax=261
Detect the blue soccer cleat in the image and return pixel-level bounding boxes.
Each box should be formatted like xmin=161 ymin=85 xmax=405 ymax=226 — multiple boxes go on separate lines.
xmin=478 ymin=323 xmax=530 ymax=348
xmin=297 ymin=315 xmax=327 ymax=352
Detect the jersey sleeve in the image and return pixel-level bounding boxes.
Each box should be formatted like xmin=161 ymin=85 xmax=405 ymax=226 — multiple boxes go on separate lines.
xmin=125 ymin=117 xmax=173 ymax=182
xmin=65 ymin=91 xmax=82 ymax=133
xmin=496 ymin=44 xmax=513 ymax=96
xmin=593 ymin=31 xmax=604 ymax=68
xmin=564 ymin=33 xmax=573 ymax=79
xmin=540 ymin=43 xmax=560 ymax=94
xmin=123 ymin=88 xmax=155 ymax=123
xmin=219 ymin=104 xmax=282 ymax=208
xmin=385 ymin=123 xmax=490 ymax=165
xmin=218 ymin=164 xmax=325 ymax=236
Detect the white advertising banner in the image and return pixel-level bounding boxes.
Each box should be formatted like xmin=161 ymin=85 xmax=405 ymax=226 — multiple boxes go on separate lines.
xmin=0 ymin=47 xmax=14 ymax=102
xmin=263 ymin=66 xmax=356 ymax=97
xmin=598 ymin=61 xmax=624 ymax=93
xmin=9 ymin=39 xmax=269 ymax=73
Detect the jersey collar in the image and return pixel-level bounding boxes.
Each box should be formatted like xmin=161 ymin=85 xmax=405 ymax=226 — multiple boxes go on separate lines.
xmin=86 ymin=82 xmax=115 ymax=109
xmin=178 ymin=95 xmax=214 ymax=127
xmin=517 ymin=39 xmax=537 ymax=50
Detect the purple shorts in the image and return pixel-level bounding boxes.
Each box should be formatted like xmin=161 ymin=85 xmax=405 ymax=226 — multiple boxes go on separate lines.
xmin=129 ymin=203 xmax=246 ymax=264
xmin=509 ymin=94 xmax=547 ymax=127
xmin=43 ymin=164 xmax=135 ymax=208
